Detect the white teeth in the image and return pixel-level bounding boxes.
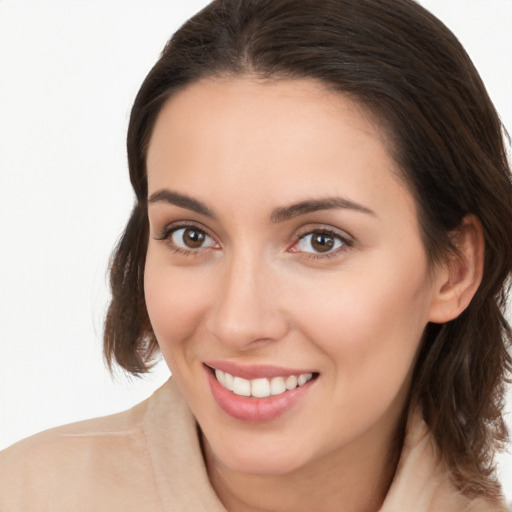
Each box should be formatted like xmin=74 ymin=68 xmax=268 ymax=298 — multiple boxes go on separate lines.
xmin=251 ymin=378 xmax=271 ymax=398
xmin=270 ymin=376 xmax=286 ymax=395
xmin=215 ymin=369 xmax=226 ymax=387
xmin=216 ymin=368 xmax=234 ymax=391
xmin=232 ymin=376 xmax=251 ymax=396
xmin=297 ymin=373 xmax=313 ymax=386
xmin=285 ymin=375 xmax=298 ymax=390
xmin=214 ymin=369 xmax=314 ymax=397
xmin=224 ymin=371 xmax=234 ymax=391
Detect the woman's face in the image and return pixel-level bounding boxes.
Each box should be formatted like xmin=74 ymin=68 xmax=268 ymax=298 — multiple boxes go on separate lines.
xmin=144 ymin=78 xmax=442 ymax=475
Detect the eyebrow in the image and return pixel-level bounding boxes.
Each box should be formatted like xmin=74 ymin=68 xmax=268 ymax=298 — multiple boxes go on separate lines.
xmin=148 ymin=189 xmax=215 ymax=217
xmin=270 ymin=197 xmax=376 ymax=223
xmin=148 ymin=189 xmax=375 ymax=222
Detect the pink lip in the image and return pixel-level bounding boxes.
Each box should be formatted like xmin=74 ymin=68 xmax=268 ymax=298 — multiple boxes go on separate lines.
xmin=204 ymin=364 xmax=317 ymax=423
xmin=204 ymin=360 xmax=316 ymax=380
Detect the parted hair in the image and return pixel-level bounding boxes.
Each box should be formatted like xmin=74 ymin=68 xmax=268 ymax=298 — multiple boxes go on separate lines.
xmin=104 ymin=0 xmax=512 ymax=499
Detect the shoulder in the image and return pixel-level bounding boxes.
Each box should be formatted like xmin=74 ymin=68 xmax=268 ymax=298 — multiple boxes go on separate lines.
xmin=0 ymin=389 xmax=161 ymax=512
xmin=0 ymin=379 xmax=225 ymax=512
xmin=381 ymin=409 xmax=509 ymax=512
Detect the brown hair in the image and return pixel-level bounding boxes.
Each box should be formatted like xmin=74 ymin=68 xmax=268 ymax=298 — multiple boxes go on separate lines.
xmin=104 ymin=0 xmax=512 ymax=498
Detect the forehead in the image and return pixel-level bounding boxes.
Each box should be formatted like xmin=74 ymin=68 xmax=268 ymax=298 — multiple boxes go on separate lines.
xmin=148 ymin=77 xmax=389 ymax=162
xmin=146 ymin=77 xmax=413 ymax=221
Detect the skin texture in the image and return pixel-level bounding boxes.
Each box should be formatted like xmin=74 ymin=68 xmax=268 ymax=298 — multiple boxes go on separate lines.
xmin=144 ymin=78 xmax=483 ymax=512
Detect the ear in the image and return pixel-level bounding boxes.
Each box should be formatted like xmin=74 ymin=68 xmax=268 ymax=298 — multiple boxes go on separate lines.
xmin=428 ymin=215 xmax=485 ymax=324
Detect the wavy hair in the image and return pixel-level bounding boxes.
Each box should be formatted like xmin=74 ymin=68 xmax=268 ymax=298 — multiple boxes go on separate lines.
xmin=104 ymin=0 xmax=512 ymax=498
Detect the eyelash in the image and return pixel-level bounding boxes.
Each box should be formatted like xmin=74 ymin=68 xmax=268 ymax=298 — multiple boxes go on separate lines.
xmin=291 ymin=228 xmax=353 ymax=260
xmin=155 ymin=222 xmax=218 ymax=257
xmin=155 ymin=223 xmax=353 ymax=259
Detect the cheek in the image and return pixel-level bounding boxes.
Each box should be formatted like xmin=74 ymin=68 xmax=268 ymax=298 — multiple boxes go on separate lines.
xmin=289 ymin=258 xmax=431 ymax=393
xmin=144 ymin=249 xmax=210 ymax=357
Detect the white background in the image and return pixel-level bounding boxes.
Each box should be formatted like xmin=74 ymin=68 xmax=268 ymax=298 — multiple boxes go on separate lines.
xmin=0 ymin=0 xmax=511 ymax=501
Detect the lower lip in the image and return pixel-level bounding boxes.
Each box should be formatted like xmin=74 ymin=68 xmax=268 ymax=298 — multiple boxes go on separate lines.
xmin=205 ymin=367 xmax=316 ymax=423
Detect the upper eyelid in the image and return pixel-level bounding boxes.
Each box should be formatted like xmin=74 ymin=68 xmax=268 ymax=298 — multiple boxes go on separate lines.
xmin=153 ymin=220 xmax=354 ymax=249
xmin=289 ymin=225 xmax=355 ymax=256
xmin=297 ymin=230 xmax=348 ymax=244
xmin=156 ymin=223 xmax=219 ymax=256
xmin=154 ymin=220 xmax=214 ymax=240
xmin=294 ymin=224 xmax=354 ymax=243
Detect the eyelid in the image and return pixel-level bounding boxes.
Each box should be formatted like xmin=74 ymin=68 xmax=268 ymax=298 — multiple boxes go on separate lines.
xmin=153 ymin=220 xmax=353 ymax=259
xmin=154 ymin=220 xmax=220 ymax=253
xmin=288 ymin=225 xmax=354 ymax=258
xmin=154 ymin=220 xmax=210 ymax=240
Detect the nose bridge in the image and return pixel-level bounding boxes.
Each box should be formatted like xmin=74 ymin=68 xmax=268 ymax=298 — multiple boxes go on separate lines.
xmin=206 ymin=245 xmax=288 ymax=348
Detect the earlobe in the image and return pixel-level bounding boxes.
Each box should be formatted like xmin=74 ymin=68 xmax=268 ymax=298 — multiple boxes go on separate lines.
xmin=428 ymin=215 xmax=485 ymax=324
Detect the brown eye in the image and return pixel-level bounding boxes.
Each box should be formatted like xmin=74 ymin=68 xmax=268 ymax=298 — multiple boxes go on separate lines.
xmin=296 ymin=230 xmax=345 ymax=254
xmin=183 ymin=228 xmax=205 ymax=248
xmin=170 ymin=227 xmax=215 ymax=250
xmin=311 ymin=233 xmax=335 ymax=252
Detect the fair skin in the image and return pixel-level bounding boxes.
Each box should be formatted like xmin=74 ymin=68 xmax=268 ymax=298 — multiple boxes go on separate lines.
xmin=144 ymin=77 xmax=483 ymax=512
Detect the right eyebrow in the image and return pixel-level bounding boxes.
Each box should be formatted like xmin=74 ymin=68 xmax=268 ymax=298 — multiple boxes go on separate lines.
xmin=147 ymin=189 xmax=215 ymax=218
xmin=270 ymin=197 xmax=376 ymax=223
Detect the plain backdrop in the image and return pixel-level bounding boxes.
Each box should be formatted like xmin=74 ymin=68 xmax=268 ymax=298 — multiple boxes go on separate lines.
xmin=0 ymin=0 xmax=511 ymax=501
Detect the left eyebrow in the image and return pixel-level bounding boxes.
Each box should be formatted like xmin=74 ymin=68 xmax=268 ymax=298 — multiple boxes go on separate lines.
xmin=147 ymin=189 xmax=215 ymax=218
xmin=270 ymin=197 xmax=376 ymax=223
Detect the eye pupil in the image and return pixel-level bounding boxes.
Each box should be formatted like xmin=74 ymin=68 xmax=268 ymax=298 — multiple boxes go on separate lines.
xmin=183 ymin=228 xmax=205 ymax=248
xmin=311 ymin=233 xmax=335 ymax=252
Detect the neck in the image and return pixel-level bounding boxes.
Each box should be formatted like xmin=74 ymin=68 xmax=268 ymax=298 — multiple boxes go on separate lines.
xmin=203 ymin=410 xmax=406 ymax=512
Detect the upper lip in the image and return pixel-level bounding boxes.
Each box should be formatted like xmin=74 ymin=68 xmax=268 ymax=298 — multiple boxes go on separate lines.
xmin=204 ymin=360 xmax=318 ymax=380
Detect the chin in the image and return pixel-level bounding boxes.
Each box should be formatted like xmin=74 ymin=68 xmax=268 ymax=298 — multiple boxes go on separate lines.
xmin=204 ymin=430 xmax=317 ymax=476
xmin=221 ymin=451 xmax=307 ymax=476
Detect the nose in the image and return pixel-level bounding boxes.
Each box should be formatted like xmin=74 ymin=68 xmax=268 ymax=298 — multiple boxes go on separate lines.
xmin=205 ymin=250 xmax=290 ymax=350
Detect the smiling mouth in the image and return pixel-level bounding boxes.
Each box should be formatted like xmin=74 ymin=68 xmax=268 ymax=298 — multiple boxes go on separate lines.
xmin=209 ymin=366 xmax=318 ymax=398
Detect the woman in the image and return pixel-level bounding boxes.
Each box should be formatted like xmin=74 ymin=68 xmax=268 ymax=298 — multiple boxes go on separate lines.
xmin=1 ymin=0 xmax=511 ymax=510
